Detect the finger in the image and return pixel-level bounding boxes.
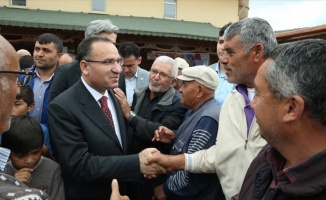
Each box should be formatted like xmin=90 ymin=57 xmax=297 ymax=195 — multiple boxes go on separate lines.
xmin=152 ymin=130 xmax=160 ymax=142
xmin=113 ymin=87 xmax=123 ymax=95
xmin=111 ymin=179 xmax=119 ymax=192
xmin=19 ymin=168 xmax=33 ymax=173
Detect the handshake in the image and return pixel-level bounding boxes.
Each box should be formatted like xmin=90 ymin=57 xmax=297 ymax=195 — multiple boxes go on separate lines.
xmin=138 ymin=126 xmax=184 ymax=178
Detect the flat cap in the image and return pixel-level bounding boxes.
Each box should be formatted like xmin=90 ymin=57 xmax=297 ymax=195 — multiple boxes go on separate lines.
xmin=175 ymin=57 xmax=189 ymax=69
xmin=177 ymin=65 xmax=219 ymax=90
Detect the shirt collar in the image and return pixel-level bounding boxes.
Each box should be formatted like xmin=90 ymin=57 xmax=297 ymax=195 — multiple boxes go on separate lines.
xmin=81 ymin=77 xmax=109 ymax=102
xmin=34 ymin=67 xmax=54 ymax=82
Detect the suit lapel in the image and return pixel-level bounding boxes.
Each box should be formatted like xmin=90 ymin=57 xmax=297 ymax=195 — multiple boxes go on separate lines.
xmin=108 ymin=90 xmax=128 ymax=152
xmin=76 ymin=80 xmax=122 ymax=149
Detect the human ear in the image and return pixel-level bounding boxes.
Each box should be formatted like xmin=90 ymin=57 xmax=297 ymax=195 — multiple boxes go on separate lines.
xmin=27 ymin=102 xmax=35 ymax=112
xmin=283 ymin=95 xmax=304 ymax=122
xmin=80 ymin=60 xmax=89 ymax=75
xmin=252 ymin=43 xmax=264 ymax=62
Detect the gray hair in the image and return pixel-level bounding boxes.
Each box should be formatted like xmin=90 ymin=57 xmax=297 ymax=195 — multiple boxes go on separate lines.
xmin=224 ymin=17 xmax=277 ymax=57
xmin=152 ymin=56 xmax=178 ymax=78
xmin=0 ymin=43 xmax=10 ymax=91
xmin=84 ymin=19 xmax=119 ymax=38
xmin=266 ymin=39 xmax=326 ymax=125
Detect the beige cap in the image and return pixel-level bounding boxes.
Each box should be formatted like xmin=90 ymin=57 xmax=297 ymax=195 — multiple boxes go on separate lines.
xmin=177 ymin=65 xmax=219 ymax=90
xmin=175 ymin=57 xmax=189 ymax=69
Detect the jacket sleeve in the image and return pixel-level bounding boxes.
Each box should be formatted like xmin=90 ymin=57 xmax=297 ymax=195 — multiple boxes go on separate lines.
xmin=128 ymin=101 xmax=187 ymax=141
xmin=48 ymin=66 xmax=67 ymax=103
xmin=164 ymin=117 xmax=218 ymax=197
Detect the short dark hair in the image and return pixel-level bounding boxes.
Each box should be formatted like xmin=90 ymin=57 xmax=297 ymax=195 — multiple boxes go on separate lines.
xmin=118 ymin=42 xmax=141 ymax=59
xmin=219 ymin=22 xmax=232 ymax=37
xmin=1 ymin=116 xmax=43 ymax=154
xmin=76 ymin=36 xmax=113 ymax=62
xmin=19 ymin=55 xmax=35 ymax=70
xmin=16 ymin=86 xmax=34 ymax=106
xmin=35 ymin=33 xmax=63 ymax=53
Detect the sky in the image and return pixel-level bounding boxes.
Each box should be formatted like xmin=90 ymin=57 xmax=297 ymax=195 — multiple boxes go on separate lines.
xmin=248 ymin=0 xmax=326 ymax=31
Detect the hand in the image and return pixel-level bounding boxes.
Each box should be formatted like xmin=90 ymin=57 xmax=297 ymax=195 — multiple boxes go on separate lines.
xmin=14 ymin=168 xmax=33 ymax=183
xmin=110 ymin=179 xmax=130 ymax=200
xmin=147 ymin=152 xmax=185 ymax=172
xmin=154 ymin=184 xmax=166 ymax=200
xmin=113 ymin=88 xmax=131 ymax=118
xmin=139 ymin=148 xmax=166 ymax=178
xmin=152 ymin=126 xmax=175 ymax=143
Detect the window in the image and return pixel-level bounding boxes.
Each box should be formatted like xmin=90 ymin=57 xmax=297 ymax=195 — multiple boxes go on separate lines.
xmin=92 ymin=0 xmax=106 ymax=12
xmin=164 ymin=0 xmax=176 ymax=19
xmin=11 ymin=0 xmax=26 ymax=6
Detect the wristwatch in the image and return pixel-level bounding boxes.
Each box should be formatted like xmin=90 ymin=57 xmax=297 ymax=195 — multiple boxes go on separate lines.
xmin=127 ymin=111 xmax=136 ymax=122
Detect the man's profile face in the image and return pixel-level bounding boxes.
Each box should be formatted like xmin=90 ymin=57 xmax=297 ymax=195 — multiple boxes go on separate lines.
xmin=250 ymin=59 xmax=283 ymax=146
xmin=0 ymin=36 xmax=19 ymax=133
xmin=179 ymin=80 xmax=199 ymax=109
xmin=217 ymin=36 xmax=228 ymax=64
xmin=222 ymin=35 xmax=257 ymax=86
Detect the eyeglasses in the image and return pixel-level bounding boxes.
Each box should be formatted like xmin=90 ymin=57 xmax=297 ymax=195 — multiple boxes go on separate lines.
xmin=150 ymin=69 xmax=174 ymax=79
xmin=85 ymin=58 xmax=124 ymax=67
xmin=0 ymin=70 xmax=35 ymax=86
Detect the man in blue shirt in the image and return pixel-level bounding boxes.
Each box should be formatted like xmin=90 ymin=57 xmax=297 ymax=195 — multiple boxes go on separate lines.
xmin=209 ymin=23 xmax=235 ymax=106
xmin=28 ymin=33 xmax=63 ymax=125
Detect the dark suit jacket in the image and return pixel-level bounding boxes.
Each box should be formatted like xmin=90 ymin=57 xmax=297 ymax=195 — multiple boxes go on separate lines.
xmin=49 ymin=61 xmax=126 ymax=102
xmin=47 ymin=79 xmax=139 ymax=200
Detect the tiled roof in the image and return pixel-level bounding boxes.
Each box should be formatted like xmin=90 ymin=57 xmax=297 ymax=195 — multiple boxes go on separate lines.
xmin=0 ymin=6 xmax=219 ymax=41
xmin=276 ymin=24 xmax=326 ymax=40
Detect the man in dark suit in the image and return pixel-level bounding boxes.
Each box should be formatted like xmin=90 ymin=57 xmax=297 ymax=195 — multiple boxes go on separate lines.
xmin=48 ymin=19 xmax=125 ymax=102
xmin=47 ymin=36 xmax=163 ymax=200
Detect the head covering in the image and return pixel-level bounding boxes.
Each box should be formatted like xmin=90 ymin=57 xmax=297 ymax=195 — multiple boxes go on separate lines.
xmin=174 ymin=57 xmax=189 ymax=70
xmin=177 ymin=65 xmax=219 ymax=90
xmin=16 ymin=49 xmax=31 ymax=57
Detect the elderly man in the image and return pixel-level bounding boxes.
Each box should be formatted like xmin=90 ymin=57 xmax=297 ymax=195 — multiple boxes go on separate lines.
xmin=114 ymin=55 xmax=187 ymax=199
xmin=147 ymin=17 xmax=277 ymax=199
xmin=236 ymin=39 xmax=326 ymax=199
xmin=47 ymin=36 xmax=163 ymax=200
xmin=0 ymin=35 xmax=49 ymax=198
xmin=152 ymin=66 xmax=225 ymax=199
xmin=49 ymin=19 xmax=122 ymax=102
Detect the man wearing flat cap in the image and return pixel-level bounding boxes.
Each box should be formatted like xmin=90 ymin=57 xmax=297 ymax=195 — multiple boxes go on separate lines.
xmin=152 ymin=66 xmax=225 ymax=199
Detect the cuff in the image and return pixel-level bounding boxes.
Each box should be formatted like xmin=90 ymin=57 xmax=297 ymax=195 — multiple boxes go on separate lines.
xmin=184 ymin=153 xmax=193 ymax=172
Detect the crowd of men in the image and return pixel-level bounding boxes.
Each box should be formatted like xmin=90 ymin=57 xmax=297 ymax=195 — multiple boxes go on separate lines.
xmin=0 ymin=16 xmax=326 ymax=200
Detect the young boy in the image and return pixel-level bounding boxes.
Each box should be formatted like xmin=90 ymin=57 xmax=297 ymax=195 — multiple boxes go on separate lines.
xmin=1 ymin=116 xmax=65 ymax=200
xmin=11 ymin=86 xmax=53 ymax=157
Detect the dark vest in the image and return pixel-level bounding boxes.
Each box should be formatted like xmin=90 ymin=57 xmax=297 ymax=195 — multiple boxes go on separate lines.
xmin=171 ymin=98 xmax=220 ymax=155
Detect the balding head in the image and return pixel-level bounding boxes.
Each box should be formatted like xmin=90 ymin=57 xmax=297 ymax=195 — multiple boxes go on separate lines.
xmin=0 ymin=35 xmax=19 ymax=133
